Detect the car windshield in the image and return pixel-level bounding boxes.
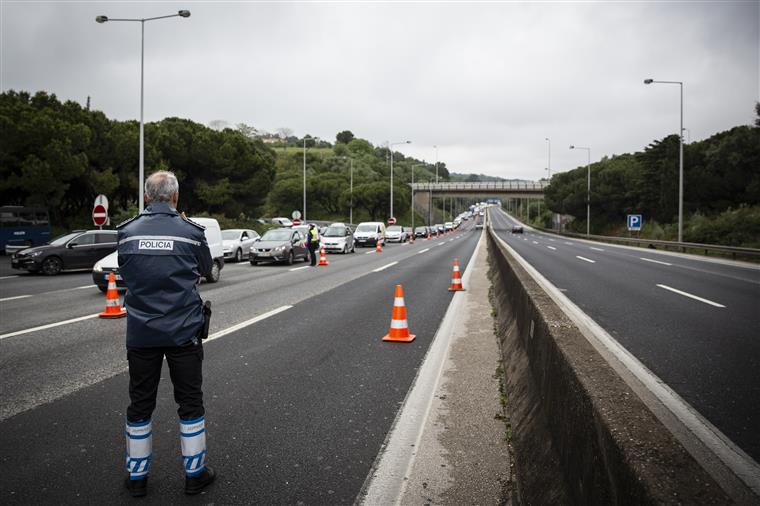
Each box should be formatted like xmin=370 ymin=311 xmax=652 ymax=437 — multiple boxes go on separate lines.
xmin=387 ymin=226 xmax=402 ymax=232
xmin=356 ymin=224 xmax=376 ymax=232
xmin=323 ymin=226 xmax=346 ymax=237
xmin=261 ymin=230 xmax=292 ymax=242
xmin=415 ymin=227 xmax=426 ymax=232
xmin=49 ymin=232 xmax=81 ymax=246
xmin=222 ymin=230 xmax=241 ymax=240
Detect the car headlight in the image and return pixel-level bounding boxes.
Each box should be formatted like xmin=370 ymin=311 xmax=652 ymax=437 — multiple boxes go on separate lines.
xmin=29 ymin=251 xmax=43 ymax=257
xmin=274 ymin=246 xmax=285 ymax=252
xmin=93 ymin=262 xmax=103 ymax=272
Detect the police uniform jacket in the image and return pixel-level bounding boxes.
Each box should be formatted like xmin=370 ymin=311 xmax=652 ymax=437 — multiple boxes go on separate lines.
xmin=117 ymin=202 xmax=213 ymax=348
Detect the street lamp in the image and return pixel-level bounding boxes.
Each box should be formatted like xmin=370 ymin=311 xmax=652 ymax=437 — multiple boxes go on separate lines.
xmin=570 ymin=145 xmax=591 ymax=236
xmin=342 ymin=156 xmax=354 ymax=225
xmin=389 ymin=140 xmax=411 ymax=220
xmin=411 ymin=164 xmax=425 ymax=232
xmin=545 ymin=137 xmax=551 ymax=178
xmin=644 ymin=78 xmax=684 ymax=242
xmin=433 ymin=145 xmax=439 ymax=183
xmin=96 ymin=10 xmax=191 ymax=213
xmin=302 ymin=136 xmax=319 ymax=221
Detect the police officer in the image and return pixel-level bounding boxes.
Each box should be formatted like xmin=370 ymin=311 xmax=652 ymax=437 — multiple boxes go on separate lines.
xmin=307 ymin=223 xmax=320 ymax=266
xmin=117 ymin=170 xmax=216 ymax=497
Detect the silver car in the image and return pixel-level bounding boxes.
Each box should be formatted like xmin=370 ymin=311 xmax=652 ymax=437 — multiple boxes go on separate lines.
xmin=222 ymin=229 xmax=260 ymax=262
xmin=249 ymin=228 xmax=309 ymax=265
xmin=385 ymin=225 xmax=408 ymax=243
xmin=320 ymin=225 xmax=355 ymax=254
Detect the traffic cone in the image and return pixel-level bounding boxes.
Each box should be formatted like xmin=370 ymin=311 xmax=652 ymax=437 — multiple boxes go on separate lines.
xmin=382 ymin=285 xmax=416 ymax=343
xmin=376 ymin=240 xmax=383 ymax=253
xmin=427 ymin=230 xmax=431 ymax=240
xmin=99 ymin=272 xmax=127 ymax=318
xmin=409 ymin=233 xmax=415 ymax=244
xmin=448 ymin=259 xmax=466 ymax=292
xmin=318 ymin=246 xmax=329 ymax=266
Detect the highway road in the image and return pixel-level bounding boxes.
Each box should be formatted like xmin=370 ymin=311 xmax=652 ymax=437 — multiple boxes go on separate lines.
xmin=489 ymin=208 xmax=760 ymax=465
xmin=0 ymin=224 xmax=480 ymax=504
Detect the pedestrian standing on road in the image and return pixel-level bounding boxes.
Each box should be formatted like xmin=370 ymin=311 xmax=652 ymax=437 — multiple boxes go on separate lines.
xmin=117 ymin=170 xmax=216 ymax=497
xmin=307 ymin=223 xmax=320 ymax=266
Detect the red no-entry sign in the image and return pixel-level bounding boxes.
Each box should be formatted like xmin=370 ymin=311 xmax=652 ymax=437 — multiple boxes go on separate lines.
xmin=92 ymin=204 xmax=108 ymax=226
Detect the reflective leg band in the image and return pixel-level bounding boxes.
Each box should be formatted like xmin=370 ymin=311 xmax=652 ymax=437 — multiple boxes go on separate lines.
xmin=125 ymin=419 xmax=152 ymax=480
xmin=180 ymin=416 xmax=207 ymax=477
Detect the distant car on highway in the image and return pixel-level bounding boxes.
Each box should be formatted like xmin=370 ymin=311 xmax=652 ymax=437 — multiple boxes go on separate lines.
xmin=354 ymin=222 xmax=386 ymax=247
xmin=414 ymin=226 xmax=428 ymax=238
xmin=222 ymin=229 xmax=260 ymax=262
xmin=434 ymin=223 xmax=445 ymax=235
xmin=271 ymin=217 xmax=293 ymax=227
xmin=250 ymin=228 xmax=308 ymax=265
xmin=511 ymin=225 xmax=524 ymax=234
xmin=444 ymin=222 xmax=454 ymax=232
xmin=12 ymin=229 xmax=117 ymax=276
xmin=320 ymin=224 xmax=355 ymax=253
xmin=385 ymin=225 xmax=408 ymax=243
xmin=92 ymin=217 xmax=225 ymax=291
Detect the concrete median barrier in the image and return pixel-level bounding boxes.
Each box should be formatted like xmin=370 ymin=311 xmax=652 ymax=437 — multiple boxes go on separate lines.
xmin=486 ymin=227 xmax=732 ymax=505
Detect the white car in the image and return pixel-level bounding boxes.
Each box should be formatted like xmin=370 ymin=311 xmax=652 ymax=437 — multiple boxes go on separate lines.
xmin=354 ymin=222 xmax=386 ymax=247
xmin=222 ymin=228 xmax=260 ymax=262
xmin=385 ymin=225 xmax=408 ymax=243
xmin=271 ymin=217 xmax=293 ymax=227
xmin=320 ymin=224 xmax=355 ymax=253
xmin=92 ymin=216 xmax=225 ymax=291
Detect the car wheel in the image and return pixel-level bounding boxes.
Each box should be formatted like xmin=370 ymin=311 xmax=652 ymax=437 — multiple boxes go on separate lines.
xmin=235 ymin=248 xmax=243 ymax=262
xmin=250 ymin=259 xmax=258 ymax=266
xmin=343 ymin=244 xmax=348 ymax=254
xmin=207 ymin=261 xmax=221 ymax=283
xmin=286 ymin=251 xmax=294 ymax=265
xmin=41 ymin=256 xmax=62 ymax=276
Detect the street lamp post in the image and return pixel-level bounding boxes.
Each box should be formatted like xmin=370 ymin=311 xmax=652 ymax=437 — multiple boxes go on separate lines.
xmin=342 ymin=156 xmax=354 ymax=225
xmin=545 ymin=137 xmax=551 ymax=178
xmin=302 ymin=137 xmax=319 ymax=221
xmin=96 ymin=10 xmax=191 ymax=213
xmin=433 ymin=145 xmax=439 ymax=183
xmin=644 ymin=78 xmax=684 ymax=242
xmin=389 ymin=140 xmax=411 ymax=220
xmin=411 ymin=164 xmax=425 ymax=232
xmin=570 ymin=145 xmax=591 ymax=236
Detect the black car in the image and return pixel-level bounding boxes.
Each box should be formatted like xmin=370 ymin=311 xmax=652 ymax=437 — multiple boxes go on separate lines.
xmin=414 ymin=226 xmax=428 ymax=238
xmin=511 ymin=225 xmax=524 ymax=234
xmin=11 ymin=230 xmax=118 ymax=275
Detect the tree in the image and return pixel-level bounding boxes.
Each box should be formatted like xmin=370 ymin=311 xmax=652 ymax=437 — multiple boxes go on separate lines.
xmin=336 ymin=130 xmax=355 ymax=144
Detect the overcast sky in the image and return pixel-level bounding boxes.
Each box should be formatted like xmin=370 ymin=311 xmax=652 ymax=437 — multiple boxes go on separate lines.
xmin=2 ymin=1 xmax=758 ymax=180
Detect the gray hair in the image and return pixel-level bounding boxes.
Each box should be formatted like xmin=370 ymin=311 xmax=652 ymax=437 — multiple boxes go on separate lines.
xmin=144 ymin=170 xmax=179 ymax=202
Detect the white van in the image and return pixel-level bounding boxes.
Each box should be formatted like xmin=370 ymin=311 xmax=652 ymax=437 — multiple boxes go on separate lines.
xmin=92 ymin=216 xmax=225 ymax=291
xmin=354 ymin=222 xmax=386 ymax=247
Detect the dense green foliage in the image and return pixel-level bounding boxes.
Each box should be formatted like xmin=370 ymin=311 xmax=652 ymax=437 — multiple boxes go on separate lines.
xmin=544 ymin=106 xmax=760 ymax=245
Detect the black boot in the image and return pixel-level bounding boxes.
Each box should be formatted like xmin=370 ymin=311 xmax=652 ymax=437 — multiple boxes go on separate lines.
xmin=125 ymin=476 xmax=148 ymax=497
xmin=185 ymin=465 xmax=216 ymax=495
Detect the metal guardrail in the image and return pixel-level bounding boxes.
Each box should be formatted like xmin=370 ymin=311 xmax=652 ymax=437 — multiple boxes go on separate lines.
xmin=411 ymin=181 xmax=548 ymax=191
xmin=535 ymin=227 xmax=760 ymax=260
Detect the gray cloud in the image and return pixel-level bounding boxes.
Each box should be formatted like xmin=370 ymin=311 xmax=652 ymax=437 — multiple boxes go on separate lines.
xmin=2 ymin=1 xmax=757 ymax=179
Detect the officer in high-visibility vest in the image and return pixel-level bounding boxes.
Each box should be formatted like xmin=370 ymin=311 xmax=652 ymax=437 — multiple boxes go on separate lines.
xmin=117 ymin=170 xmax=216 ymax=497
xmin=307 ymin=223 xmax=320 ymax=266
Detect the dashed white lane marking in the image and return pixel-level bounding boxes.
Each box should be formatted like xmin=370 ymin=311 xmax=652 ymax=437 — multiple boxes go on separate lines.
xmin=373 ymin=261 xmax=398 ymax=273
xmin=546 ymin=246 xmax=557 ymax=251
xmin=207 ymin=305 xmax=292 ymax=342
xmin=656 ymin=284 xmax=725 ymax=308
xmin=576 ymin=256 xmax=596 ymax=263
xmin=532 ymin=241 xmax=539 ymax=245
xmin=418 ymin=248 xmax=430 ymax=254
xmin=590 ymin=247 xmax=605 ymax=252
xmin=68 ymin=285 xmax=96 ymax=291
xmin=0 ymin=275 xmax=19 ymax=280
xmin=0 ymin=313 xmax=100 ymax=340
xmin=449 ymin=239 xmax=454 ymax=242
xmin=365 ymin=251 xmax=375 ymax=255
xmin=289 ymin=266 xmax=310 ymax=272
xmin=549 ymin=238 xmax=556 ymax=242
xmin=0 ymin=295 xmax=31 ymax=302
xmin=564 ymin=242 xmax=573 ymax=245
xmin=641 ymin=257 xmax=673 ymax=266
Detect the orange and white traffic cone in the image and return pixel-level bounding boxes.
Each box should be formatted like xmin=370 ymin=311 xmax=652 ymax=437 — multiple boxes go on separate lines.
xmin=448 ymin=259 xmax=466 ymax=292
xmin=318 ymin=246 xmax=329 ymax=266
xmin=375 ymin=240 xmax=383 ymax=253
xmin=99 ymin=271 xmax=127 ymax=318
xmin=426 ymin=230 xmax=431 ymax=240
xmin=382 ymin=284 xmax=416 ymax=343
xmin=409 ymin=233 xmax=415 ymax=244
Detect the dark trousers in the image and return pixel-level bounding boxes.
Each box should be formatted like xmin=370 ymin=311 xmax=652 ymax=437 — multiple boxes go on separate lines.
xmin=127 ymin=342 xmax=204 ymax=422
xmin=308 ymin=245 xmax=318 ymax=265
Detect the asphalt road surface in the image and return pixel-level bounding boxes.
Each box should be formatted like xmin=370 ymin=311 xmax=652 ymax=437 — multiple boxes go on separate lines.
xmin=0 ymin=224 xmax=480 ymax=505
xmin=489 ymin=208 xmax=760 ymax=464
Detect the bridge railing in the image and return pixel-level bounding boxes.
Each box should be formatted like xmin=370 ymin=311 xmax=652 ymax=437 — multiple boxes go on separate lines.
xmin=411 ymin=181 xmax=548 ymax=191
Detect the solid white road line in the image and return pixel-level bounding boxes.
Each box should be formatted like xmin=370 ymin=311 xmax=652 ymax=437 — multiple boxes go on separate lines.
xmin=0 ymin=275 xmax=19 ymax=280
xmin=372 ymin=261 xmax=398 ymax=273
xmin=206 ymin=305 xmax=292 ymax=342
xmin=656 ymin=284 xmax=726 ymax=308
xmin=576 ymin=256 xmax=596 ymax=263
xmin=289 ymin=266 xmax=310 ymax=272
xmin=365 ymin=251 xmax=375 ymax=255
xmin=547 ymin=246 xmax=557 ymax=251
xmin=0 ymin=295 xmax=32 ymax=302
xmin=590 ymin=247 xmax=605 ymax=252
xmin=0 ymin=313 xmax=100 ymax=340
xmin=418 ymin=248 xmax=430 ymax=254
xmin=641 ymin=257 xmax=673 ymax=266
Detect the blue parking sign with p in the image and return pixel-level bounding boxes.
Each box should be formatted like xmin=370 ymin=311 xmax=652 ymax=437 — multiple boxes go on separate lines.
xmin=627 ymin=214 xmax=642 ymax=231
